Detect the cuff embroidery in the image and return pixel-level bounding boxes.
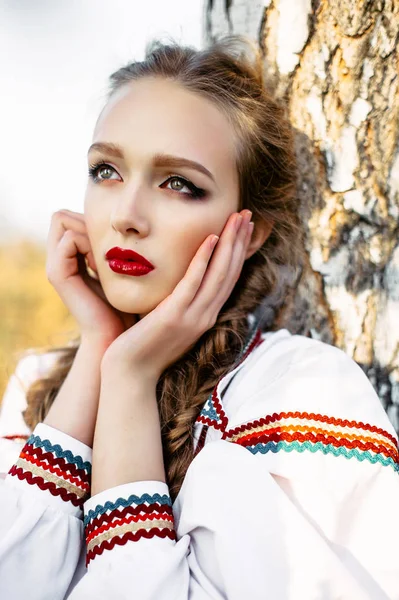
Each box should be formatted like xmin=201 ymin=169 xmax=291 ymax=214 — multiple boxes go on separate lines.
xmin=84 ymin=492 xmax=176 ymax=566
xmin=8 ymin=432 xmax=91 ymax=509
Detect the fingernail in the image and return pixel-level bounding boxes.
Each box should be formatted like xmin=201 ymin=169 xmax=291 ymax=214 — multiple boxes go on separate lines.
xmin=243 ymin=210 xmax=252 ymax=222
xmin=210 ymin=235 xmax=219 ymax=250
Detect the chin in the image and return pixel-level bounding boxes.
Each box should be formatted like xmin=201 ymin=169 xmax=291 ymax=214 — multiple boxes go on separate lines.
xmin=99 ymin=269 xmax=178 ymax=316
xmin=103 ymin=287 xmax=161 ymax=316
xmin=110 ymin=297 xmax=157 ymax=316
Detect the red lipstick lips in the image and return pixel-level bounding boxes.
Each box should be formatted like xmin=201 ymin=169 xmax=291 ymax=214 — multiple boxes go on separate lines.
xmin=105 ymin=247 xmax=155 ymax=276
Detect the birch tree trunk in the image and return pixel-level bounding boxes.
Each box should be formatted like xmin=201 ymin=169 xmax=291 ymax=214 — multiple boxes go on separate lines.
xmin=203 ymin=0 xmax=399 ymax=429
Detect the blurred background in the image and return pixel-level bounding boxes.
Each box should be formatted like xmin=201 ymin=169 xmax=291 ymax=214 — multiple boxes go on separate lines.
xmin=0 ymin=0 xmax=204 ymax=399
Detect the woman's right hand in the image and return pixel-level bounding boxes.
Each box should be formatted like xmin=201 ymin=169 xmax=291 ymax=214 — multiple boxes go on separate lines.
xmin=46 ymin=209 xmax=133 ymax=344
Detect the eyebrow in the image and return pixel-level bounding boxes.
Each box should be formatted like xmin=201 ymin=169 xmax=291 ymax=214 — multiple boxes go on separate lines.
xmin=87 ymin=142 xmax=215 ymax=183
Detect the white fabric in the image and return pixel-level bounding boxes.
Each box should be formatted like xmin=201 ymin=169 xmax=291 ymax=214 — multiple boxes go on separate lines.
xmin=0 ymin=329 xmax=399 ymax=599
xmin=0 ymin=351 xmax=60 ymax=473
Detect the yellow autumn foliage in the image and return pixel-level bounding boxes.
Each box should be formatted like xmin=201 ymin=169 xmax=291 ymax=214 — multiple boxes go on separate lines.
xmin=0 ymin=238 xmax=78 ymax=404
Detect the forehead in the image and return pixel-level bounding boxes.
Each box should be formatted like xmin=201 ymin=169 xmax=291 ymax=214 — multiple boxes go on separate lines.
xmin=93 ymin=77 xmax=238 ymax=183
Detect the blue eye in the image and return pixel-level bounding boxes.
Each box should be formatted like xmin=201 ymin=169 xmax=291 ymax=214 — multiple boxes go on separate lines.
xmin=87 ymin=162 xmax=208 ymax=200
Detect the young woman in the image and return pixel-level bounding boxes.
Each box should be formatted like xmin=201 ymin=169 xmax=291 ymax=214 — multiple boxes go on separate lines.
xmin=0 ymin=36 xmax=398 ymax=600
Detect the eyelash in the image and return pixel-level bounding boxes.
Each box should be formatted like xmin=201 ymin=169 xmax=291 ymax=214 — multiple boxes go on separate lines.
xmin=87 ymin=161 xmax=208 ymax=200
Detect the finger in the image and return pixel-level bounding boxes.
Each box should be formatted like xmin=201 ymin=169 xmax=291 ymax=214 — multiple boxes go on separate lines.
xmin=208 ymin=218 xmax=253 ymax=312
xmin=47 ymin=229 xmax=94 ymax=282
xmin=192 ymin=210 xmax=251 ymax=309
xmin=54 ymin=208 xmax=86 ymax=222
xmin=56 ymin=229 xmax=108 ymax=303
xmin=47 ymin=210 xmax=87 ymax=255
xmin=220 ymin=216 xmax=253 ymax=293
xmin=84 ymin=257 xmax=100 ymax=279
xmin=58 ymin=208 xmax=85 ymax=219
xmin=81 ymin=266 xmax=108 ymax=302
xmin=47 ymin=211 xmax=97 ymax=273
xmin=171 ymin=232 xmax=221 ymax=308
xmin=169 ymin=211 xmax=245 ymax=311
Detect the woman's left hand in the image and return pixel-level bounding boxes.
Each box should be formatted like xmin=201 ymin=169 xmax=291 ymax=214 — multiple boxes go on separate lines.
xmin=100 ymin=209 xmax=254 ymax=384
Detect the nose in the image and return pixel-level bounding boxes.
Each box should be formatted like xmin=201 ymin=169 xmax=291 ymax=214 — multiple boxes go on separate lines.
xmin=110 ymin=183 xmax=150 ymax=237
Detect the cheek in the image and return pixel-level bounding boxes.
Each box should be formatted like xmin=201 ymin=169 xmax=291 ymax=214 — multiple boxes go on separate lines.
xmin=165 ymin=213 xmax=229 ymax=279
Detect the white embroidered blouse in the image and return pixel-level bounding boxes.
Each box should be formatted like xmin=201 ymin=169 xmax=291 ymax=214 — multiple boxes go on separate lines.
xmin=1 ymin=327 xmax=399 ymax=600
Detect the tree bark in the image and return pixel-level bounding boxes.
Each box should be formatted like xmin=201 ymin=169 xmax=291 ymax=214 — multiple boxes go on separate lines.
xmin=204 ymin=0 xmax=399 ymax=429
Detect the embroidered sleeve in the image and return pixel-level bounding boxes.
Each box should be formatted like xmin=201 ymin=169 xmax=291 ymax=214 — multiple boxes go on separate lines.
xmin=84 ymin=482 xmax=176 ymax=566
xmin=64 ymin=434 xmax=399 ymax=599
xmin=64 ymin=481 xmax=192 ymax=598
xmin=0 ymin=423 xmax=92 ymax=599
xmin=2 ymin=336 xmax=398 ymax=598
xmin=5 ymin=422 xmax=92 ymax=518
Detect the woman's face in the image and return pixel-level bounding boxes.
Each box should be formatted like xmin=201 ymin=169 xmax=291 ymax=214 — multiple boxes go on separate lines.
xmin=84 ymin=77 xmax=240 ymax=318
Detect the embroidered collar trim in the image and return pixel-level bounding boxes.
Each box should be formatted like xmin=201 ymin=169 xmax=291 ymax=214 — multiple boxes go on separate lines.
xmin=195 ymin=325 xmax=264 ymax=433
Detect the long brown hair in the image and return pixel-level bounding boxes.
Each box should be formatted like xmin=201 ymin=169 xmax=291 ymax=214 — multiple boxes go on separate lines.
xmin=22 ymin=35 xmax=303 ymax=502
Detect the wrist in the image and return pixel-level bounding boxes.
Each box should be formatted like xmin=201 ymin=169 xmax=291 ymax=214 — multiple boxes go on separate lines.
xmin=93 ymin=372 xmax=163 ymax=494
xmin=80 ymin=332 xmax=119 ymax=354
xmin=100 ymin=345 xmax=161 ymax=386
xmin=43 ymin=334 xmax=110 ymax=447
xmin=100 ymin=359 xmax=159 ymax=394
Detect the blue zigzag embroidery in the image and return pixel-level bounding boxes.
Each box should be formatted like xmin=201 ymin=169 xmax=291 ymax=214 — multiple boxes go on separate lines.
xmin=198 ymin=393 xmax=223 ymax=426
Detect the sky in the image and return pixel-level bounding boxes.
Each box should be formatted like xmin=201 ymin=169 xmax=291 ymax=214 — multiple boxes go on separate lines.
xmin=0 ymin=0 xmax=204 ymax=242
